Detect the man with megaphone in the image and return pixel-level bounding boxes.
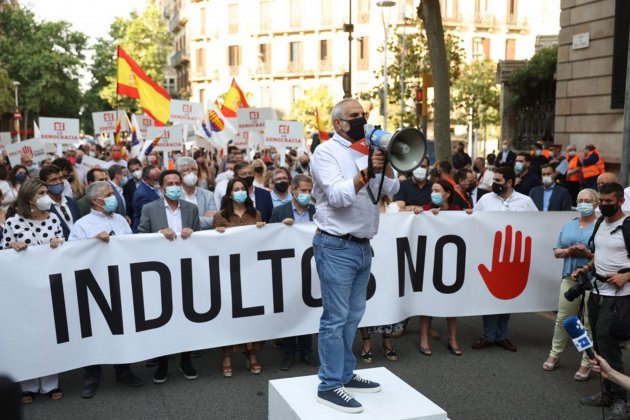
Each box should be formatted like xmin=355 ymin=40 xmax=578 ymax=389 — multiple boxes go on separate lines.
xmin=310 ymin=98 xmax=403 ymax=414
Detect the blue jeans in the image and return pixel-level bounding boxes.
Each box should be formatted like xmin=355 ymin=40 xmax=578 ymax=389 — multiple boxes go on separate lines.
xmin=482 ymin=314 xmax=510 ymax=342
xmin=313 ymin=232 xmax=372 ymax=392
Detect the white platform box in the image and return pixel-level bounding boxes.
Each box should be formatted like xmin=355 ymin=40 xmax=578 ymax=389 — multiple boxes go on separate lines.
xmin=268 ymin=367 xmax=448 ymax=420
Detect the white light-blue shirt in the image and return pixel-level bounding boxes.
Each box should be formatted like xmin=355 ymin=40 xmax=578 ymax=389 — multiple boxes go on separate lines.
xmin=311 ymin=132 xmax=399 ymax=239
xmin=69 ymin=210 xmax=132 ymax=240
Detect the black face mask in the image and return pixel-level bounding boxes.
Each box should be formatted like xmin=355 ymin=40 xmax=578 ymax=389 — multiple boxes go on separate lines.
xmin=466 ymin=184 xmax=476 ymax=193
xmin=492 ymin=182 xmax=506 ymax=195
xmin=274 ymin=181 xmax=289 ymax=193
xmin=600 ymin=204 xmax=619 ymax=218
xmin=344 ymin=117 xmax=367 ymax=142
xmin=243 ymin=176 xmax=255 ymax=188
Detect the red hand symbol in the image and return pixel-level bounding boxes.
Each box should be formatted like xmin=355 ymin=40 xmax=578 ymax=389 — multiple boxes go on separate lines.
xmin=478 ymin=225 xmax=532 ymax=300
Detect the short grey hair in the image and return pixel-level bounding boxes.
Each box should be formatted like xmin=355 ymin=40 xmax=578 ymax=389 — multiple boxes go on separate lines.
xmin=291 ymin=174 xmax=312 ymax=189
xmin=578 ymin=188 xmax=599 ymax=203
xmin=86 ymin=181 xmax=110 ymax=201
xmin=330 ymin=98 xmax=359 ymax=121
xmin=176 ymin=156 xmax=197 ymax=172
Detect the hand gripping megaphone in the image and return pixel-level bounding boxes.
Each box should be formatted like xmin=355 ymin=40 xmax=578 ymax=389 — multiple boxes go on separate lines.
xmin=363 ymin=124 xmax=427 ymax=204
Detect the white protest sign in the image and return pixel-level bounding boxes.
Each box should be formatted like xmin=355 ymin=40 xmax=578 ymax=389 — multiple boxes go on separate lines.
xmin=39 ymin=117 xmax=80 ymax=144
xmin=0 ymin=132 xmax=12 ymax=153
xmin=80 ymin=155 xmax=109 ymax=170
xmin=146 ymin=126 xmax=184 ymax=151
xmin=170 ymin=100 xmax=203 ymax=126
xmin=5 ymin=138 xmax=46 ymax=166
xmin=264 ymin=120 xmax=305 ymax=149
xmin=91 ymin=110 xmax=128 ymax=134
xmin=137 ymin=113 xmax=156 ymax=138
xmin=237 ymin=107 xmax=277 ymax=132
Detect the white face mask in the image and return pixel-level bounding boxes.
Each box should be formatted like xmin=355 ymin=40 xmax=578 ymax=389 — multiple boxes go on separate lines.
xmin=412 ymin=167 xmax=427 ymax=181
xmin=183 ymin=172 xmax=198 ymax=187
xmin=35 ymin=195 xmax=54 ymax=211
xmin=132 ymin=170 xmax=142 ymax=180
xmin=542 ymin=175 xmax=554 ymax=186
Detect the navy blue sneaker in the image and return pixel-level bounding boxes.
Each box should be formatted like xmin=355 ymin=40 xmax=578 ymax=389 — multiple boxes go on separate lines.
xmin=317 ymin=387 xmax=363 ymax=413
xmin=343 ymin=374 xmax=381 ymax=393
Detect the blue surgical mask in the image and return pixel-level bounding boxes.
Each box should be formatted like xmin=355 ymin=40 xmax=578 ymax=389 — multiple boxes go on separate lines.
xmin=514 ymin=162 xmax=524 ymax=173
xmin=296 ymin=193 xmax=311 ymax=206
xmin=102 ymin=196 xmax=118 ymax=214
xmin=535 ymin=149 xmax=542 ymax=156
xmin=121 ymin=175 xmax=129 ymax=187
xmin=15 ymin=173 xmax=27 ymax=183
xmin=430 ymin=192 xmax=443 ymax=205
xmin=165 ymin=186 xmax=182 ymax=201
xmin=233 ymin=190 xmax=247 ymax=203
xmin=48 ymin=184 xmax=64 ymax=196
xmin=577 ymin=203 xmax=594 ymax=216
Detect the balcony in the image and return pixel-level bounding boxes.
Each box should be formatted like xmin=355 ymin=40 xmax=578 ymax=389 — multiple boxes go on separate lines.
xmin=442 ymin=13 xmax=467 ymax=27
xmin=229 ymin=65 xmax=240 ymax=77
xmin=506 ymin=14 xmax=529 ymax=32
xmin=169 ymin=10 xmax=180 ymax=32
xmin=474 ymin=13 xmax=498 ymax=30
xmin=319 ymin=60 xmax=332 ymax=72
xmin=170 ymin=49 xmax=190 ymax=68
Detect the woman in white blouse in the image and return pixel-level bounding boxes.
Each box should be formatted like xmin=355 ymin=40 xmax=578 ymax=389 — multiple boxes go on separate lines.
xmin=1 ymin=178 xmax=64 ymax=403
xmin=0 ymin=164 xmax=28 ymax=211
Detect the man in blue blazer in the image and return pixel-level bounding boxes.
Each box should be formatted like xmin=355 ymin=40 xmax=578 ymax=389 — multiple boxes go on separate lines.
xmin=131 ymin=165 xmax=161 ymax=232
xmin=233 ymin=161 xmax=273 ymax=222
xmin=123 ymin=158 xmax=143 ymax=220
xmin=270 ymin=174 xmax=319 ymax=371
xmin=529 ymin=164 xmax=572 ymax=211
xmin=39 ymin=165 xmax=80 ymax=240
xmin=107 ymin=164 xmax=129 ymax=219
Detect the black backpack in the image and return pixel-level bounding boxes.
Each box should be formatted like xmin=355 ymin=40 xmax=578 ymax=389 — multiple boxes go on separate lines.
xmin=588 ymin=215 xmax=630 ymax=259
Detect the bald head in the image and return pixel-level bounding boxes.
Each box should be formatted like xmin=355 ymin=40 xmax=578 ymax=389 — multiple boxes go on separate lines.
xmin=597 ymin=172 xmax=618 ymax=190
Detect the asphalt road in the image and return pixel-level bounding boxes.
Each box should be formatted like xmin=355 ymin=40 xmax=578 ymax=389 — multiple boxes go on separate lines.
xmin=20 ymin=312 xmax=629 ymax=420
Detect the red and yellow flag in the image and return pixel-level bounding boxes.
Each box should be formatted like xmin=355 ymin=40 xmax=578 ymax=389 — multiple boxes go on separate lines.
xmin=117 ymin=46 xmax=171 ymax=126
xmin=220 ymin=79 xmax=249 ymax=118
xmin=114 ymin=114 xmax=122 ymax=145
xmin=315 ymin=109 xmax=330 ymax=142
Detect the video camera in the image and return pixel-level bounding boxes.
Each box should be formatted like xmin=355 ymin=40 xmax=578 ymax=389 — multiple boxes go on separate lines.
xmin=564 ymin=271 xmax=593 ymax=302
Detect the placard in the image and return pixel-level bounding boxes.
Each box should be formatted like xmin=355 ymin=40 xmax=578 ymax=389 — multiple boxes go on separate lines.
xmin=137 ymin=113 xmax=156 ymax=138
xmin=146 ymin=126 xmax=184 ymax=151
xmin=0 ymin=131 xmax=11 ymax=153
xmin=5 ymin=138 xmax=46 ymax=166
xmin=237 ymin=107 xmax=277 ymax=132
xmin=91 ymin=110 xmax=129 ymax=134
xmin=39 ymin=117 xmax=80 ymax=144
xmin=170 ymin=100 xmax=203 ymax=126
xmin=264 ymin=120 xmax=305 ymax=148
xmin=80 ymin=155 xmax=109 ymax=169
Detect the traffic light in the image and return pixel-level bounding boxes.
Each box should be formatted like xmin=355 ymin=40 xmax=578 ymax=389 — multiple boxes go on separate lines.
xmin=415 ymin=87 xmax=423 ymax=121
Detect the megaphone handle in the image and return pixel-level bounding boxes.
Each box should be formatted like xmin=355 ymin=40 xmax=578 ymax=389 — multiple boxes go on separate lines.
xmin=367 ymin=146 xmax=376 ymax=179
xmin=365 ymin=147 xmax=387 ymax=205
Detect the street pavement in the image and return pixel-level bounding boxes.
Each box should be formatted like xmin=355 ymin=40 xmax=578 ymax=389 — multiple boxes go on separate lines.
xmin=21 ymin=311 xmax=630 ymax=419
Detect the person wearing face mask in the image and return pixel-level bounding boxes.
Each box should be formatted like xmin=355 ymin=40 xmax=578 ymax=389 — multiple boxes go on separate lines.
xmin=394 ymin=157 xmax=432 ymax=211
xmin=123 ymin=158 xmax=143 ymax=220
xmin=176 ymin=157 xmax=217 ymax=229
xmin=269 ymin=175 xmax=319 ymax=371
xmin=529 ymin=164 xmax=572 ymax=211
xmin=573 ymin=183 xmax=630 ymax=418
xmin=496 ymin=140 xmax=516 ymax=168
xmin=138 ymin=170 xmax=200 ymax=384
xmin=293 ymin=153 xmax=311 ymax=177
xmin=1 ymin=179 xmax=64 ymax=403
xmin=270 ymin=169 xmax=292 ymax=207
xmin=453 ymin=168 xmax=473 ymax=209
xmin=39 ymin=165 xmax=80 ymax=240
xmin=20 ymin=154 xmax=40 ymax=178
xmin=542 ymin=189 xmax=598 ymax=382
xmin=51 ymin=158 xmax=79 ymax=199
xmin=106 ymin=144 xmax=128 ymax=168
xmin=251 ymin=158 xmax=267 ymax=189
xmin=466 ymin=168 xmax=489 ymax=206
xmin=131 ymin=165 xmax=161 ymax=233
xmin=1 ymin=164 xmax=28 ymax=211
xmin=530 ymin=142 xmax=550 ymax=174
xmin=564 ymin=144 xmax=582 ymax=206
xmin=581 ymin=144 xmax=605 ymax=191
xmin=452 ymin=142 xmax=471 ymax=170
xmin=217 ymin=161 xmax=273 ymax=222
xmin=310 ymin=98 xmax=400 ymax=413
xmin=514 ymin=153 xmax=542 ymax=197
xmin=472 ymin=167 xmax=537 ymax=353
xmin=77 ymin=168 xmax=110 ymax=217
xmin=214 ymin=177 xmax=266 ymax=377
xmin=68 ymin=181 xmax=143 ymax=398
xmin=107 ymin=165 xmax=130 ymax=219
xmin=213 ymin=155 xmax=240 ymax=208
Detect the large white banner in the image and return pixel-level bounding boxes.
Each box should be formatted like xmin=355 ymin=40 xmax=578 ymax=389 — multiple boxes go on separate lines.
xmin=39 ymin=117 xmax=80 ymax=144
xmin=0 ymin=212 xmax=568 ymax=381
xmin=5 ymin=138 xmax=46 ymax=166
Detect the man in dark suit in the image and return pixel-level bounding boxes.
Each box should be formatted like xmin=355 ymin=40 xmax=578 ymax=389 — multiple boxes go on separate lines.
xmin=131 ymin=165 xmax=161 ymax=232
xmin=514 ymin=153 xmax=542 ymax=196
xmin=466 ymin=170 xmax=489 ymax=206
xmin=233 ymin=161 xmax=273 ymax=222
xmin=123 ymin=158 xmax=142 ymax=220
xmin=529 ymin=164 xmax=572 ymax=211
xmin=496 ymin=140 xmax=517 ymax=168
xmin=107 ymin=164 xmax=128 ymax=219
xmin=77 ymin=168 xmax=110 ymax=217
xmin=39 ymin=165 xmax=80 ymax=240
xmin=270 ymin=174 xmax=319 ymax=371
xmin=138 ymin=169 xmax=200 ymax=384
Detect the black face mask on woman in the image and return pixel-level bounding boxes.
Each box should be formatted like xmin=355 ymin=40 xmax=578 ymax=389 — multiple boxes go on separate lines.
xmin=344 ymin=117 xmax=367 ymax=142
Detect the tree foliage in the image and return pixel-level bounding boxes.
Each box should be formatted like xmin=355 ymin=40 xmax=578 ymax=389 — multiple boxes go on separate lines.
xmin=0 ymin=67 xmax=13 ymax=113
xmin=289 ymin=85 xmax=334 ymax=133
xmin=507 ymin=46 xmax=557 ymax=110
xmin=0 ymin=5 xmax=87 ymax=120
xmin=452 ymin=60 xmax=500 ymax=128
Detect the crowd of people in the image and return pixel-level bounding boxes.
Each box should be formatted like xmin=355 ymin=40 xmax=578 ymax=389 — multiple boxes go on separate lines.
xmin=1 ymin=133 xmax=629 ymax=417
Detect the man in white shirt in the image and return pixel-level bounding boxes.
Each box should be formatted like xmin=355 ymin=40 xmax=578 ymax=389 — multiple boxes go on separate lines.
xmin=622 ymin=186 xmax=630 ymax=212
xmin=176 ymin=156 xmax=217 ymax=229
xmin=68 ymin=181 xmax=142 ymax=398
xmin=472 ymin=166 xmax=537 ymax=353
xmin=310 ymin=98 xmax=399 ymax=413
xmin=574 ymin=182 xmax=630 ymax=418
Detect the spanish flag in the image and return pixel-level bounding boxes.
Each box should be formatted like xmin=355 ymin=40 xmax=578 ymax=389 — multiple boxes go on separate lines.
xmin=220 ymin=79 xmax=249 ymax=118
xmin=117 ymin=46 xmax=171 ymax=126
xmin=315 ymin=109 xmax=330 ymax=142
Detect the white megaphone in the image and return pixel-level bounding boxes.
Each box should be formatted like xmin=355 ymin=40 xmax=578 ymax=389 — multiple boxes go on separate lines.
xmin=364 ymin=124 xmax=427 ymax=173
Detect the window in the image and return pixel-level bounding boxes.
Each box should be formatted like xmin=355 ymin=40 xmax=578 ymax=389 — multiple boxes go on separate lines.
xmin=228 ymin=3 xmax=239 ymax=34
xmin=260 ymin=0 xmax=272 ymax=31
xmin=289 ymin=0 xmax=301 ymax=28
xmin=505 ymin=39 xmax=516 ymax=60
xmin=472 ymin=37 xmax=489 ymax=60
xmin=260 ymin=86 xmax=271 ymax=107
xmin=321 ymin=0 xmax=332 ymax=26
xmin=507 ymin=0 xmax=518 ymax=24
xmin=441 ymin=0 xmax=459 ymax=18
xmin=259 ymin=43 xmax=271 ymax=72
xmin=199 ymin=88 xmax=205 ymax=107
xmin=357 ymin=36 xmax=369 ymax=70
xmin=475 ymin=0 xmax=488 ymax=14
xmin=399 ymin=0 xmax=414 ymax=19
xmin=358 ymin=0 xmax=370 ymax=23
xmin=200 ymin=7 xmax=206 ymax=36
xmin=195 ymin=48 xmax=205 ymax=74
xmin=289 ymin=41 xmax=303 ymax=71
xmin=164 ymin=77 xmax=176 ymax=95
xmin=290 ymin=85 xmax=303 ymax=104
xmin=228 ymin=45 xmax=241 ymax=76
xmin=319 ymin=39 xmax=331 ymax=70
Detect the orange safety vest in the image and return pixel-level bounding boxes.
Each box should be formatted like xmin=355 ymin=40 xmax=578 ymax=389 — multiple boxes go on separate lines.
xmin=582 ymin=150 xmax=605 ymax=179
xmin=530 ymin=149 xmax=551 ymax=159
xmin=565 ymin=154 xmax=582 ymax=182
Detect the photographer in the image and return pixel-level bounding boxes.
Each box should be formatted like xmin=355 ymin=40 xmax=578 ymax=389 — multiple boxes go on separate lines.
xmin=573 ymin=182 xmax=630 ymax=419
